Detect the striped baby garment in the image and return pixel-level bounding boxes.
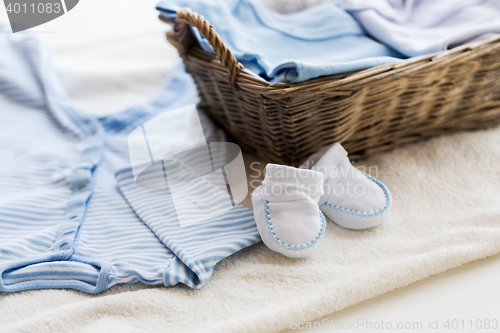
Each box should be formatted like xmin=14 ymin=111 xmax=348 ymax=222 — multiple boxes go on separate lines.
xmin=0 ymin=27 xmax=259 ymax=294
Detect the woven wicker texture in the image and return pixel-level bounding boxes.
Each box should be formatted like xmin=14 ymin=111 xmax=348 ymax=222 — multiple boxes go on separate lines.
xmin=166 ymin=8 xmax=500 ymax=165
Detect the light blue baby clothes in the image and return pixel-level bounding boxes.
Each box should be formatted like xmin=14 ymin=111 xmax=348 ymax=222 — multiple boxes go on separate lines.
xmin=0 ymin=28 xmax=259 ymax=294
xmin=156 ymin=0 xmax=404 ymax=83
xmin=342 ymin=0 xmax=500 ymax=57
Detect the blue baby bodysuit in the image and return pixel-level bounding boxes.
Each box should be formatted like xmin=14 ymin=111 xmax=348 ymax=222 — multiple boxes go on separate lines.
xmin=156 ymin=0 xmax=405 ymax=83
xmin=0 ymin=28 xmax=259 ymax=294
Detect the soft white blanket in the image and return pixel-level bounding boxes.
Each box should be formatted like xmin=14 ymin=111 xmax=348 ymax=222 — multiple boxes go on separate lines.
xmin=1 ymin=0 xmax=500 ymax=332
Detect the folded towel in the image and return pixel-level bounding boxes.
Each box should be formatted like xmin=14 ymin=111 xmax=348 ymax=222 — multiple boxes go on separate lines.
xmin=157 ymin=0 xmax=404 ymax=83
xmin=342 ymin=0 xmax=500 ymax=57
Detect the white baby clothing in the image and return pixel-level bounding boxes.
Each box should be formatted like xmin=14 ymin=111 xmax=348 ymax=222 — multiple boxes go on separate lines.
xmin=303 ymin=143 xmax=391 ymax=229
xmin=342 ymin=0 xmax=500 ymax=57
xmin=252 ymin=164 xmax=326 ymax=258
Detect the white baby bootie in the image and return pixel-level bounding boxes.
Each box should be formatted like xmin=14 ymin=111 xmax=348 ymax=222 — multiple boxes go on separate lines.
xmin=252 ymin=164 xmax=326 ymax=258
xmin=302 ymin=143 xmax=391 ymax=229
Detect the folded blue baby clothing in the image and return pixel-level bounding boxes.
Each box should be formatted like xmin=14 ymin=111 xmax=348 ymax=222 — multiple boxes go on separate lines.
xmin=341 ymin=0 xmax=500 ymax=57
xmin=0 ymin=28 xmax=259 ymax=294
xmin=156 ymin=0 xmax=404 ymax=83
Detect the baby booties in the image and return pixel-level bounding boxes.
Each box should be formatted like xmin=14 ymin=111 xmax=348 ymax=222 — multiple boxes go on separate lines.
xmin=302 ymin=143 xmax=391 ymax=229
xmin=252 ymin=164 xmax=326 ymax=258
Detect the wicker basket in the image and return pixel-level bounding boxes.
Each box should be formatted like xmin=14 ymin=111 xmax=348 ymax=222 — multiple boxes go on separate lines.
xmin=165 ymin=8 xmax=500 ymax=165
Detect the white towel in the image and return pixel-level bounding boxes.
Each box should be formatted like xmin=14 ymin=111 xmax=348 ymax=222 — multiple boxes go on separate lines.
xmin=2 ymin=125 xmax=500 ymax=333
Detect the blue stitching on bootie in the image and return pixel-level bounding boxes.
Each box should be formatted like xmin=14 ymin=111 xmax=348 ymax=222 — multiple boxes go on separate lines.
xmin=322 ymin=172 xmax=391 ymax=217
xmin=264 ymin=200 xmax=326 ymax=251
